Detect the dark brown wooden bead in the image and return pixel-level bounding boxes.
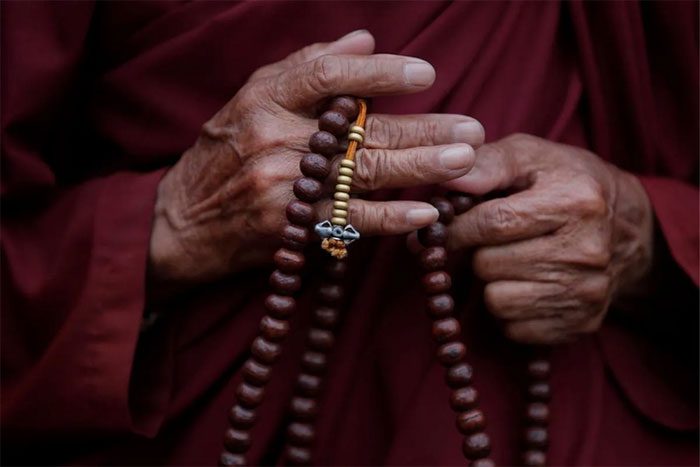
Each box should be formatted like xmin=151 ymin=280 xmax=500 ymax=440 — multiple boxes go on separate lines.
xmin=329 ymin=96 xmax=359 ymax=120
xmin=527 ymin=359 xmax=551 ymax=380
xmin=456 ymin=409 xmax=487 ymax=434
xmin=528 ymin=382 xmax=551 ymax=401
xmin=296 ymin=373 xmax=322 ymax=397
xmin=449 ymin=193 xmax=475 ymax=214
xmin=285 ymin=446 xmax=311 ymax=465
xmin=318 ymin=283 xmax=343 ymax=304
xmin=523 ymin=450 xmax=547 ymax=466
xmin=319 ymin=110 xmax=350 ymax=136
xmin=431 ymin=196 xmax=455 ymax=224
xmin=223 ymin=428 xmax=251 ymax=453
xmin=432 ymin=318 xmax=461 ymax=343
xmin=300 ymin=351 xmax=327 ymax=374
xmin=219 ymin=452 xmax=246 ymax=466
xmin=235 ymin=382 xmax=264 ymax=408
xmin=417 ymin=222 xmax=448 ymax=247
xmin=274 ymin=248 xmax=306 ymax=273
xmin=470 ymin=458 xmax=496 ymax=467
xmin=300 ymin=153 xmax=331 ymax=180
xmin=422 ymin=271 xmax=452 ymax=294
xmin=437 ymin=341 xmax=466 ymax=366
xmin=308 ymin=328 xmax=334 ymax=351
xmin=525 ymin=402 xmax=550 ymax=425
xmin=270 ymin=270 xmax=301 ymax=295
xmin=446 ymin=363 xmax=473 ymax=388
xmin=260 ymin=315 xmax=290 ymax=342
xmin=282 ymin=224 xmax=310 ymax=250
xmin=313 ymin=306 xmax=340 ymax=329
xmin=264 ymin=294 xmax=296 ymax=318
xmin=325 ymin=260 xmax=347 ymax=279
xmin=286 ymin=200 xmax=315 ymax=226
xmin=427 ymin=294 xmax=455 ymax=318
xmin=462 ymin=432 xmax=491 ymax=459
xmin=229 ymin=405 xmax=257 ymax=429
xmin=251 ymin=337 xmax=281 ymax=364
xmin=309 ymin=130 xmax=338 ymax=157
xmin=290 ymin=397 xmax=318 ymax=420
xmin=524 ymin=427 xmax=548 ymax=449
xmin=287 ymin=422 xmax=315 ymax=445
xmin=419 ymin=246 xmax=447 ymax=271
xmin=450 ymin=386 xmax=479 ymax=411
xmin=293 ymin=177 xmax=324 ymax=203
xmin=242 ymin=359 xmax=272 ymax=386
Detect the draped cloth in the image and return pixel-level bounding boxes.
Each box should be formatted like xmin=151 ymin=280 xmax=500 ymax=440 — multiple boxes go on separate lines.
xmin=2 ymin=1 xmax=698 ymax=465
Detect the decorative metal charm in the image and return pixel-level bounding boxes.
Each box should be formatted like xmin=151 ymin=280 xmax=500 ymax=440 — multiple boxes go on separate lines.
xmin=316 ymin=98 xmax=367 ymax=259
xmin=314 ymin=220 xmax=360 ymax=259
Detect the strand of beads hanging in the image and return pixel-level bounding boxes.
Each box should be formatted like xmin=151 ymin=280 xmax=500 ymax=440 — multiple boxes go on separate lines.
xmin=218 ymin=96 xmax=358 ymax=467
xmin=417 ymin=194 xmax=494 ymax=467
xmin=314 ymin=98 xmax=367 ymax=259
xmin=282 ymin=258 xmax=347 ymax=466
xmin=522 ymin=351 xmax=551 ymax=466
xmin=282 ymin=96 xmax=360 ymax=465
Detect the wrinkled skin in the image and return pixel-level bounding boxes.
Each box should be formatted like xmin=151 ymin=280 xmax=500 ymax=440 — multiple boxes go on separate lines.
xmin=441 ymin=134 xmax=654 ymax=344
xmin=150 ymin=31 xmax=654 ymax=345
xmin=150 ymin=31 xmax=485 ymax=283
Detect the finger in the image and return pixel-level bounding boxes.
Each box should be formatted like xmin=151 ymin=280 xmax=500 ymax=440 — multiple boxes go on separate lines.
xmin=272 ymin=54 xmax=436 ymax=109
xmin=483 ymin=280 xmax=576 ymax=320
xmin=442 ymin=135 xmax=551 ymax=195
xmin=365 ymin=114 xmax=485 ymax=149
xmin=316 ymin=199 xmax=438 ymax=236
xmin=448 ymin=190 xmax=567 ymax=249
xmin=472 ymin=234 xmax=611 ymax=282
xmin=503 ymin=318 xmax=574 ymax=345
xmin=337 ymin=143 xmax=475 ymax=192
xmin=251 ymin=30 xmax=376 ymax=81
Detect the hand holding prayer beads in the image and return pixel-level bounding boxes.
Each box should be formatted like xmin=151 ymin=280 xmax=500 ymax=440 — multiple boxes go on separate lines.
xmin=149 ymin=35 xmax=482 ymax=283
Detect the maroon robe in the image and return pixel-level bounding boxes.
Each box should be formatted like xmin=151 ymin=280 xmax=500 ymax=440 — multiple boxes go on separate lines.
xmin=2 ymin=1 xmax=698 ymax=465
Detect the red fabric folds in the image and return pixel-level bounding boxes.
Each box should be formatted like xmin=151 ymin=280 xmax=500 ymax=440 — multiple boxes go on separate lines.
xmin=1 ymin=1 xmax=697 ymax=466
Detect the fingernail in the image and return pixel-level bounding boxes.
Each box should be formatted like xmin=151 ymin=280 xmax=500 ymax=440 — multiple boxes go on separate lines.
xmin=336 ymin=29 xmax=369 ymax=42
xmin=451 ymin=120 xmax=485 ymax=143
xmin=404 ymin=61 xmax=436 ymax=86
xmin=406 ymin=207 xmax=439 ymax=226
xmin=439 ymin=145 xmax=472 ymax=170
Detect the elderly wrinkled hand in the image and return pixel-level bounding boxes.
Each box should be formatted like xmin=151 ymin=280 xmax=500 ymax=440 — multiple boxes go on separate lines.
xmin=150 ymin=31 xmax=484 ymax=283
xmin=445 ymin=134 xmax=654 ymax=344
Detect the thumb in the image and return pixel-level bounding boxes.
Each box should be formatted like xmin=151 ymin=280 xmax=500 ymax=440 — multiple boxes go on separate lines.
xmin=250 ymin=30 xmax=375 ymax=81
xmin=441 ymin=137 xmax=532 ymax=195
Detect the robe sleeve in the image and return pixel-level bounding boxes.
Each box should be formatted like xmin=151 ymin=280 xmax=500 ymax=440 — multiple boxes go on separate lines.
xmin=1 ymin=1 xmax=171 ymax=441
xmin=598 ymin=175 xmax=699 ymax=432
xmin=638 ymin=177 xmax=699 ymax=286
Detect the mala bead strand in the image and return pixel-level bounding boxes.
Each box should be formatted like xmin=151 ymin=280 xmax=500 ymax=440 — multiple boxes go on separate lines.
xmin=283 ymin=259 xmax=347 ymax=466
xmin=417 ymin=195 xmax=494 ymax=467
xmin=522 ymin=355 xmax=551 ymax=466
xmin=283 ymin=96 xmax=358 ymax=465
xmin=219 ymin=98 xmax=356 ymax=467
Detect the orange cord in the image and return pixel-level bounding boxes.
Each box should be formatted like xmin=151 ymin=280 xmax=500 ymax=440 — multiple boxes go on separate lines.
xmin=345 ymin=99 xmax=367 ymax=162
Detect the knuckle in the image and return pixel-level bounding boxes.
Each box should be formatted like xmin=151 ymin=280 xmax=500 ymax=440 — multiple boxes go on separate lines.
xmin=577 ymin=274 xmax=612 ymax=306
xmin=353 ymin=149 xmax=382 ymax=190
xmin=310 ymin=55 xmax=343 ymax=94
xmin=416 ymin=118 xmax=442 ymax=145
xmin=246 ymin=162 xmax=280 ymax=194
xmin=366 ymin=117 xmax=400 ymax=149
xmin=576 ymin=236 xmax=611 ymax=268
xmin=571 ymin=177 xmax=607 ymax=216
xmin=488 ymin=202 xmax=520 ymax=236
